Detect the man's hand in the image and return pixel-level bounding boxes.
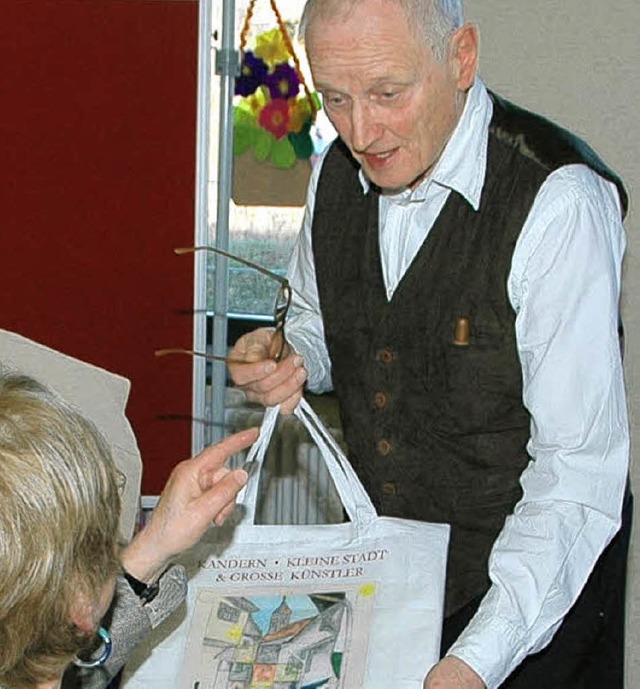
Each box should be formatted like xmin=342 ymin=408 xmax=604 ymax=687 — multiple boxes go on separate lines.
xmin=424 ymin=657 xmax=486 ymax=689
xmin=119 ymin=427 xmax=259 ymax=583
xmin=228 ymin=327 xmax=307 ymax=414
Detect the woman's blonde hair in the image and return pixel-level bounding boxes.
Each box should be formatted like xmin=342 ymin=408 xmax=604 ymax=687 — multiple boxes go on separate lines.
xmin=0 ymin=372 xmax=121 ymax=688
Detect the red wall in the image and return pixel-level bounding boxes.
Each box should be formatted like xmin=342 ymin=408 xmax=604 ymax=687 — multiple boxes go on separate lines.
xmin=1 ymin=0 xmax=199 ymax=494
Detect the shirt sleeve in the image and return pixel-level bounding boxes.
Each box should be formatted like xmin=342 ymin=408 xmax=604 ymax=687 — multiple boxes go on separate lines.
xmin=285 ymin=150 xmax=334 ymax=394
xmin=447 ymin=164 xmax=629 ymax=688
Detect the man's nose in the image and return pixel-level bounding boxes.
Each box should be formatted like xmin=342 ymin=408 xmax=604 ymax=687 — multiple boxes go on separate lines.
xmin=350 ymin=101 xmax=379 ymax=152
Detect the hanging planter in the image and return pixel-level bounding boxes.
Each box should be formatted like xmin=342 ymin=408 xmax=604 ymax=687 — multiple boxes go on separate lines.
xmin=232 ymin=0 xmax=320 ymax=207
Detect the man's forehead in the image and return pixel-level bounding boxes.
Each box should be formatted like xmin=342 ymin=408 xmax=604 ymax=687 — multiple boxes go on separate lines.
xmin=312 ymin=69 xmax=417 ymax=93
xmin=307 ymin=39 xmax=428 ymax=91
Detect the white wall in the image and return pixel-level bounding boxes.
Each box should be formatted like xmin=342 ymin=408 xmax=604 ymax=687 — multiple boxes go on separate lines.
xmin=463 ymin=1 xmax=640 ymax=683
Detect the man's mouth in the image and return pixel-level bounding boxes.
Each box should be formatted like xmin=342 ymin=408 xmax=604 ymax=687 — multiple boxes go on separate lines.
xmin=362 ymin=148 xmax=397 ymax=169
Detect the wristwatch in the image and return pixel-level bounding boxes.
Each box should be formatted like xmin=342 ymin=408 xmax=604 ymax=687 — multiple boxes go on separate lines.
xmin=123 ymin=570 xmax=161 ymax=604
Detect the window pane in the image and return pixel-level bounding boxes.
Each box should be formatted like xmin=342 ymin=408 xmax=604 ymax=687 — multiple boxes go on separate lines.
xmin=208 ymin=0 xmax=334 ymax=319
xmin=209 ymin=204 xmax=302 ymax=317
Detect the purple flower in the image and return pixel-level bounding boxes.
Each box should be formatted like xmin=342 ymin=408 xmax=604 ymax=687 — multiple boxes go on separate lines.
xmin=235 ymin=51 xmax=268 ymax=97
xmin=265 ymin=63 xmax=300 ymax=101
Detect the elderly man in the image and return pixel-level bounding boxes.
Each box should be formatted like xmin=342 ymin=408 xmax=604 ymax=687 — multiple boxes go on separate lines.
xmin=229 ymin=1 xmax=631 ymax=688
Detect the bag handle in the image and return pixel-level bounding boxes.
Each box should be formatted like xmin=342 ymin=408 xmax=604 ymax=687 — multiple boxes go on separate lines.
xmin=294 ymin=398 xmax=377 ymax=522
xmin=239 ymin=399 xmax=377 ymax=525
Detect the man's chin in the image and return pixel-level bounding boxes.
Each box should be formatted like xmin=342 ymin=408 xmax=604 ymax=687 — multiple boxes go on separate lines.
xmin=363 ymin=169 xmax=410 ymax=195
xmin=363 ymin=165 xmax=426 ymax=195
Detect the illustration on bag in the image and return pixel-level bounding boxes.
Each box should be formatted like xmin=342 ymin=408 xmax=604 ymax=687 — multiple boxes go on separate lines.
xmin=181 ymin=583 xmax=377 ymax=689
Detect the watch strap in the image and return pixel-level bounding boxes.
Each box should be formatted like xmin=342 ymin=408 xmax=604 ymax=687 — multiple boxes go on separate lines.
xmin=122 ymin=570 xmax=161 ymax=604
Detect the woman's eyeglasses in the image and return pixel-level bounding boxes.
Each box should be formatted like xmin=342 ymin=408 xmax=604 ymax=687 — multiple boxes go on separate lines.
xmin=170 ymin=245 xmax=292 ymax=363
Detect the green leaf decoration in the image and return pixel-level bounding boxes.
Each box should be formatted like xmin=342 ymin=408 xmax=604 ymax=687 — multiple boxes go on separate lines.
xmin=234 ymin=104 xmax=255 ymax=124
xmin=233 ymin=105 xmax=259 ymax=156
xmin=311 ymin=91 xmax=322 ymax=113
xmin=233 ymin=124 xmax=254 ymax=156
xmin=252 ymin=126 xmax=274 ymax=162
xmin=270 ymin=136 xmax=297 ymax=168
xmin=288 ymin=124 xmax=314 ymax=159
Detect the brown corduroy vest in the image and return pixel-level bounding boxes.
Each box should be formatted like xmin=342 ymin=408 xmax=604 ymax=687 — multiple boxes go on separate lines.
xmin=311 ymin=91 xmax=627 ymax=616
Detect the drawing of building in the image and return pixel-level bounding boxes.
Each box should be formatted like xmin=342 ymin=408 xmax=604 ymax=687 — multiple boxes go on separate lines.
xmin=257 ymin=599 xmax=346 ymax=688
xmin=194 ymin=594 xmax=349 ymax=689
xmin=268 ymin=597 xmax=292 ymax=635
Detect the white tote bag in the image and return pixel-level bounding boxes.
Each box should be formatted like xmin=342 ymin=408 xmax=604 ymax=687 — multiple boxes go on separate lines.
xmin=122 ymin=399 xmax=450 ymax=689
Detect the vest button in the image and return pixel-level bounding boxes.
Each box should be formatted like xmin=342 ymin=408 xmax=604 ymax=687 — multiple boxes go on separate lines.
xmin=377 ymin=439 xmax=392 ymax=455
xmin=375 ymin=348 xmax=394 ymax=364
xmin=373 ymin=392 xmax=388 ymax=409
xmin=382 ymin=481 xmax=397 ymax=496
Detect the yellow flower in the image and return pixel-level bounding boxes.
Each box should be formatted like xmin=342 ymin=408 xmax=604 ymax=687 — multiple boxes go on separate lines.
xmin=243 ymin=85 xmax=269 ymax=116
xmin=254 ymin=28 xmax=290 ymax=68
xmin=288 ymin=97 xmax=312 ymax=133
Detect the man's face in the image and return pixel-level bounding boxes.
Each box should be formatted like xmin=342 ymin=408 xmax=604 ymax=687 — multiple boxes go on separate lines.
xmin=306 ymin=0 xmax=475 ymax=192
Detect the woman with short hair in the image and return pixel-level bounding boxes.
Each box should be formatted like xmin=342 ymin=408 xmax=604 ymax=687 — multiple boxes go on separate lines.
xmin=0 ymin=372 xmax=256 ymax=689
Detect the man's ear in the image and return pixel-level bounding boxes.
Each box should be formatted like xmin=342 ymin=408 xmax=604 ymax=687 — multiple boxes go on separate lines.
xmin=451 ymin=23 xmax=479 ymax=91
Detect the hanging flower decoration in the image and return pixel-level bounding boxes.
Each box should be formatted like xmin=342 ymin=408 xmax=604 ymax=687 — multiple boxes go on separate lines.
xmin=254 ymin=28 xmax=290 ymax=68
xmin=233 ymin=27 xmax=320 ymax=169
xmin=234 ymin=51 xmax=269 ymax=97
xmin=259 ymin=99 xmax=290 ymax=140
xmin=265 ymin=63 xmax=300 ymax=100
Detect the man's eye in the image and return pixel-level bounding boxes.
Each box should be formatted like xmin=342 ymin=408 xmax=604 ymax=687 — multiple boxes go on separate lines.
xmin=325 ymin=95 xmax=346 ymax=107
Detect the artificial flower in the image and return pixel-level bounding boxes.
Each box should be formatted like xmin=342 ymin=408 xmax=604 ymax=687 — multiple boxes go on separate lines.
xmin=288 ymin=120 xmax=314 ymax=159
xmin=265 ymin=63 xmax=300 ymax=101
xmin=259 ymin=99 xmax=290 ymax=140
xmin=233 ymin=29 xmax=319 ymax=168
xmin=288 ymin=96 xmax=313 ymax=133
xmin=270 ymin=136 xmax=297 ymax=168
xmin=233 ymin=107 xmax=258 ymax=156
xmin=236 ymin=85 xmax=270 ymax=117
xmin=254 ymin=28 xmax=290 ymax=68
xmin=253 ymin=126 xmax=275 ymax=161
xmin=235 ymin=51 xmax=268 ymax=97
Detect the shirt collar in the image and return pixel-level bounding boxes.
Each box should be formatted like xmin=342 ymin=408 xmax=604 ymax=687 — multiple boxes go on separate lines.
xmin=358 ymin=78 xmax=492 ymax=211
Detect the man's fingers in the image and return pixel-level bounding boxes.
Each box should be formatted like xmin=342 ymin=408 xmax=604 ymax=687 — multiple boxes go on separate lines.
xmin=230 ymin=359 xmax=279 ymax=386
xmin=280 ymin=389 xmax=304 ymax=415
xmin=228 ymin=328 xmax=275 ymax=366
xmin=244 ymin=366 xmax=307 ymax=409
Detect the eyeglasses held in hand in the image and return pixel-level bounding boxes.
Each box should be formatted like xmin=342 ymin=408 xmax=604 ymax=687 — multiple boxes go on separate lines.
xmin=154 ymin=348 xmax=244 ymax=365
xmin=175 ymin=245 xmax=292 ymax=362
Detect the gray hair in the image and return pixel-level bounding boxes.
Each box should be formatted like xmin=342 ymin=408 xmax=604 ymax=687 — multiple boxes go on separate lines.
xmin=0 ymin=372 xmax=121 ymax=689
xmin=299 ymin=0 xmax=464 ymax=63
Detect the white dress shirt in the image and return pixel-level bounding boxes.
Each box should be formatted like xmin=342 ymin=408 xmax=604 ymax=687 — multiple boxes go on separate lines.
xmin=285 ymin=78 xmax=629 ymax=688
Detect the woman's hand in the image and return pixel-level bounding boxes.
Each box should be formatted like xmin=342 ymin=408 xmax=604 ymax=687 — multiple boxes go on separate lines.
xmin=119 ymin=427 xmax=259 ymax=584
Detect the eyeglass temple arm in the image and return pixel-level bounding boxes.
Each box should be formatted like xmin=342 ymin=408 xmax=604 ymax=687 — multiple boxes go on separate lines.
xmin=175 ymin=246 xmax=289 ymax=287
xmin=155 ymin=349 xmax=247 ymax=365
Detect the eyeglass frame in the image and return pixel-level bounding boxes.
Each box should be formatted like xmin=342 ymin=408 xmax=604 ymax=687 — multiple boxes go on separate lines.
xmin=175 ymin=245 xmax=292 ymax=363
